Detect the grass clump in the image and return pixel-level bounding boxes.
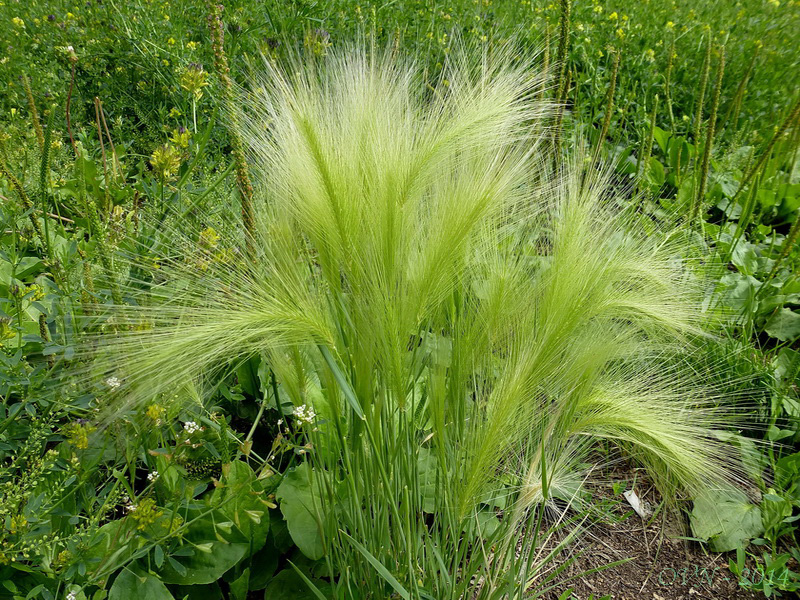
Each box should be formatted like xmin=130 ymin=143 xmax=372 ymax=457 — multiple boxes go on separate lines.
xmin=88 ymin=47 xmax=746 ymax=598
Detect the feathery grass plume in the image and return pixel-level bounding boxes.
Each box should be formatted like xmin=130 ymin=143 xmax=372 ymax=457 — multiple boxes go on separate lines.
xmin=21 ymin=74 xmax=44 ymax=152
xmin=87 ymin=46 xmax=747 ymax=598
xmin=595 ymin=48 xmax=620 ymax=158
xmin=693 ymin=30 xmax=712 ymax=144
xmin=692 ymin=46 xmax=725 ymax=221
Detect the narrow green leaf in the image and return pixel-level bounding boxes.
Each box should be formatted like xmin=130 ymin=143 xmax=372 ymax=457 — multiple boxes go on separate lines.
xmin=318 ymin=345 xmax=364 ymax=419
xmin=341 ymin=532 xmax=409 ymax=600
xmin=288 ymin=560 xmax=330 ymax=600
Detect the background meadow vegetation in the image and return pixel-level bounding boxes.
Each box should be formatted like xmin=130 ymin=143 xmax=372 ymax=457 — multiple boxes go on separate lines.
xmin=0 ymin=0 xmax=799 ymax=599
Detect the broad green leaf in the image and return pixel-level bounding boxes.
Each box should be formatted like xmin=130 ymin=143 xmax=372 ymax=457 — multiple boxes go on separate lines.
xmin=109 ymin=567 xmax=174 ymax=600
xmin=276 ymin=463 xmax=324 ymax=560
xmin=690 ymin=489 xmax=763 ymax=552
xmin=646 ymin=157 xmax=665 ymax=187
xmin=158 ymin=540 xmax=248 ymax=584
xmin=229 ymin=568 xmax=250 ymax=600
xmin=765 ymin=308 xmax=800 ymax=342
xmin=211 ymin=461 xmax=271 ymax=552
xmin=652 ymin=126 xmax=670 ymax=154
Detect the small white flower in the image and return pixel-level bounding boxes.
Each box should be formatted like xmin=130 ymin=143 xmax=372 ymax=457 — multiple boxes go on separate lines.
xmin=67 ymin=45 xmax=74 ymax=53
xmin=147 ymin=471 xmax=159 ymax=482
xmin=66 ymin=592 xmax=77 ymax=600
xmin=125 ymin=502 xmax=137 ymax=513
xmin=105 ymin=376 xmax=121 ymax=389
xmin=292 ymin=404 xmax=316 ymax=424
xmin=183 ymin=421 xmax=201 ymax=434
xmin=277 ymin=419 xmax=283 ymax=426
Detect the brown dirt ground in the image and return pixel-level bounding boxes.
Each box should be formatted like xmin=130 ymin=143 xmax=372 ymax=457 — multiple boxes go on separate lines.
xmin=539 ymin=466 xmax=770 ymax=600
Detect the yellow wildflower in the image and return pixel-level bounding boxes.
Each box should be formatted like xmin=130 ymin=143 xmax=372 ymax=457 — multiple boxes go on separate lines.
xmin=128 ymin=498 xmax=163 ymax=531
xmin=12 ymin=17 xmax=24 ymax=27
xmin=146 ymin=403 xmax=167 ymax=425
xmin=170 ymin=127 xmax=191 ymax=148
xmin=666 ymin=21 xmax=674 ymax=29
xmin=187 ymin=41 xmax=198 ymax=50
xmin=150 ymin=144 xmax=182 ymax=180
xmin=608 ymin=11 xmax=618 ymax=20
xmin=167 ymin=37 xmax=176 ymax=45
xmin=179 ymin=64 xmax=208 ymax=100
xmin=9 ymin=515 xmax=27 ymax=534
xmin=26 ymin=284 xmax=44 ymax=301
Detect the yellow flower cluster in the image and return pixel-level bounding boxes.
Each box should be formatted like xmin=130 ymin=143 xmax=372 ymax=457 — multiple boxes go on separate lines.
xmin=128 ymin=498 xmax=163 ymax=531
xmin=146 ymin=403 xmax=167 ymax=425
xmin=63 ymin=421 xmax=97 ymax=450
xmin=150 ymin=144 xmax=182 ymax=180
xmin=179 ymin=64 xmax=209 ymax=100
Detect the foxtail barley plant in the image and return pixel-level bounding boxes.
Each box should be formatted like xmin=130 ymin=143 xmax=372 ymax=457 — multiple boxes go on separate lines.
xmin=92 ymin=48 xmax=746 ymax=599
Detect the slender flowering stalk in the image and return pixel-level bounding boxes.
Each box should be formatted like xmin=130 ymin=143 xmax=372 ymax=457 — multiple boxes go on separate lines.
xmin=22 ymin=74 xmax=44 ymax=152
xmin=39 ymin=108 xmax=59 ymax=279
xmin=65 ymin=47 xmax=78 ymax=157
xmin=0 ymin=143 xmax=46 ymax=250
xmin=94 ymin=98 xmax=112 ymax=215
xmin=693 ymin=31 xmax=712 ymax=144
xmin=765 ymin=210 xmax=800 ymax=283
xmin=721 ymin=44 xmax=759 ymax=132
xmin=692 ymin=46 xmax=724 ymax=221
xmin=595 ymin=48 xmax=620 ymax=158
xmin=733 ymin=96 xmax=800 ymax=200
xmin=552 ymin=0 xmax=571 ymax=161
xmin=636 ymin=95 xmax=659 ymax=194
xmin=205 ymin=1 xmax=256 ymax=260
xmin=665 ymin=33 xmax=676 ymax=131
